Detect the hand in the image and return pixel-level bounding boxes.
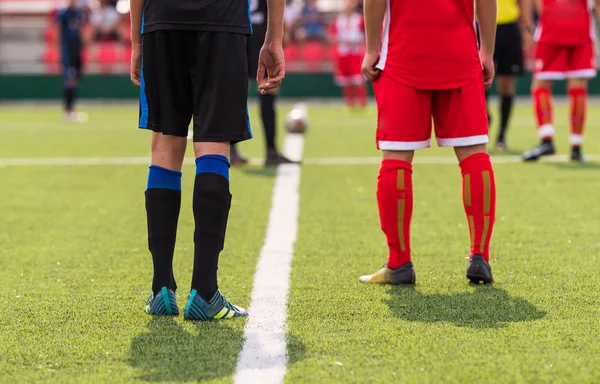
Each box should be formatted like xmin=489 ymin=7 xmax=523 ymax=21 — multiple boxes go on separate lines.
xmin=480 ymin=53 xmax=495 ymax=89
xmin=522 ymin=31 xmax=535 ymax=55
xmin=130 ymin=43 xmax=142 ymax=87
xmin=257 ymin=41 xmax=285 ymax=94
xmin=362 ymin=51 xmax=380 ymax=82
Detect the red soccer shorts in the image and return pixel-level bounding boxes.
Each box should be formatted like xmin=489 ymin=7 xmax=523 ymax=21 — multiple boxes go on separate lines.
xmin=534 ymin=42 xmax=597 ymax=80
xmin=334 ymin=53 xmax=364 ymax=86
xmin=373 ymin=72 xmax=489 ymax=150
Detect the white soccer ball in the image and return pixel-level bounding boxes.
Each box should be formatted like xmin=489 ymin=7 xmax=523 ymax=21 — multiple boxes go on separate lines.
xmin=285 ymin=103 xmax=309 ymax=134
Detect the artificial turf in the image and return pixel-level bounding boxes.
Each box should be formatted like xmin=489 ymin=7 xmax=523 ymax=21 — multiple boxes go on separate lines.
xmin=1 ymin=103 xmax=599 ymax=383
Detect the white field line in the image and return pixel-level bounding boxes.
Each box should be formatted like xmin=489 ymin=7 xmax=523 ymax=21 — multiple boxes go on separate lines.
xmin=233 ymin=134 xmax=304 ymax=384
xmin=1 ymin=155 xmax=599 ymax=167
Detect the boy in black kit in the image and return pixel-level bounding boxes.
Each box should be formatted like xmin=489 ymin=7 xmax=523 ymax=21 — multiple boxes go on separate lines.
xmin=129 ymin=0 xmax=286 ymax=320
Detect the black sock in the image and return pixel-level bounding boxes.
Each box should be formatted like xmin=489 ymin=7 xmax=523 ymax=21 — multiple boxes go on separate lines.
xmin=498 ymin=95 xmax=514 ymax=142
xmin=145 ymin=166 xmax=182 ymax=295
xmin=260 ymin=93 xmax=277 ymax=151
xmin=191 ymin=155 xmax=232 ymax=301
xmin=64 ymin=87 xmax=76 ymax=112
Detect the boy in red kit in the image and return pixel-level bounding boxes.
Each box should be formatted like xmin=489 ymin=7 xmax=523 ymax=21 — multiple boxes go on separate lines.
xmin=329 ymin=0 xmax=367 ymax=108
xmin=359 ymin=0 xmax=497 ymax=285
xmin=522 ymin=0 xmax=599 ymax=162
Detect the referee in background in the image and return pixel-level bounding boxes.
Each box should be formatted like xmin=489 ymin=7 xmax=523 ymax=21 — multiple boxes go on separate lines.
xmin=492 ymin=0 xmax=533 ymax=150
xmin=231 ymin=0 xmax=299 ymax=167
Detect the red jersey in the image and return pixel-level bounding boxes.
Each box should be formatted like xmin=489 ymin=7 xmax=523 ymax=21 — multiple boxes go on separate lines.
xmin=376 ymin=0 xmax=482 ymax=90
xmin=536 ymin=0 xmax=594 ymax=46
xmin=329 ymin=13 xmax=365 ymax=56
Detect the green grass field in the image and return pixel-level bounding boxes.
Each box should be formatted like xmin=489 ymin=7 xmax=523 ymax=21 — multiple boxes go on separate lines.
xmin=1 ymin=102 xmax=599 ymax=383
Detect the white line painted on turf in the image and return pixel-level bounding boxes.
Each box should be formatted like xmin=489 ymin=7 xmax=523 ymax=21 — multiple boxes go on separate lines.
xmin=233 ymin=134 xmax=304 ymax=384
xmin=1 ymin=154 xmax=600 ymax=167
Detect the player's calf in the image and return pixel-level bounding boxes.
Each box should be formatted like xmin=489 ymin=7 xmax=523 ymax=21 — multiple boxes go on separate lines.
xmin=458 ymin=150 xmax=496 ymax=282
xmin=360 ymin=156 xmax=415 ymax=285
xmin=568 ymin=80 xmax=588 ymax=162
xmin=523 ymin=83 xmax=556 ymax=161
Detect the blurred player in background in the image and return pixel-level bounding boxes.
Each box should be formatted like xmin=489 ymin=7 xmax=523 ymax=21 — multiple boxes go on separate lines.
xmin=359 ymin=0 xmax=497 ymax=285
xmin=130 ymin=0 xmax=285 ymax=319
xmin=522 ymin=0 xmax=599 ymax=162
xmin=492 ymin=0 xmax=533 ymax=149
xmin=58 ymin=0 xmax=87 ymax=122
xmin=231 ymin=0 xmax=299 ymax=166
xmin=329 ymin=0 xmax=367 ymax=109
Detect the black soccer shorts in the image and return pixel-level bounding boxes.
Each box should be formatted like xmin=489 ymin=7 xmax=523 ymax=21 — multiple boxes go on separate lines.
xmin=139 ymin=30 xmax=252 ymax=143
xmin=494 ymin=22 xmax=524 ymax=76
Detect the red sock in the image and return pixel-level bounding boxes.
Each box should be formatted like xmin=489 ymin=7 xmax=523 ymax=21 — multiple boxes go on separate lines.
xmin=533 ymin=87 xmax=554 ymax=139
xmin=568 ymin=87 xmax=587 ymax=147
xmin=356 ymin=84 xmax=367 ymax=106
xmin=460 ymin=153 xmax=496 ymax=262
xmin=342 ymin=85 xmax=354 ymax=107
xmin=377 ymin=159 xmax=413 ymax=269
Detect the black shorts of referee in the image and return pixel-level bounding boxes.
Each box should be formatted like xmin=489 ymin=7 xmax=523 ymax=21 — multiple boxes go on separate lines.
xmin=494 ymin=22 xmax=524 ymax=76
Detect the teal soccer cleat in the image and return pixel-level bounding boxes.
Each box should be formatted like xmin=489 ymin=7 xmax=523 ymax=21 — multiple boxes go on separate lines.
xmin=144 ymin=286 xmax=179 ymax=316
xmin=184 ymin=289 xmax=248 ymax=320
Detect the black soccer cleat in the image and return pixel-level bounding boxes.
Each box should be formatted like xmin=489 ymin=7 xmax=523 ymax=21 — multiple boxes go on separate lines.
xmin=570 ymin=146 xmax=584 ymax=162
xmin=522 ymin=140 xmax=555 ymax=162
xmin=466 ymin=254 xmax=494 ymax=284
xmin=265 ymin=150 xmax=301 ymax=167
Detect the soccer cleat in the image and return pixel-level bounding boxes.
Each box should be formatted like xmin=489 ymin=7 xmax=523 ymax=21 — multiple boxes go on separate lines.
xmin=64 ymin=111 xmax=89 ymax=123
xmin=230 ymin=146 xmax=249 ymax=167
xmin=184 ymin=289 xmax=248 ymax=321
xmin=265 ymin=150 xmax=301 ymax=167
xmin=571 ymin=147 xmax=584 ymax=162
xmin=522 ymin=141 xmax=555 ymax=161
xmin=495 ymin=139 xmax=508 ymax=151
xmin=466 ymin=254 xmax=494 ymax=284
xmin=145 ymin=286 xmax=179 ymax=316
xmin=359 ymin=262 xmax=416 ymax=285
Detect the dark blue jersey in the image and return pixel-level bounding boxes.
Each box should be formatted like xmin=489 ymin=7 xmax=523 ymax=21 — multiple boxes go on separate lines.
xmin=58 ymin=7 xmax=85 ymax=69
xmin=142 ymin=0 xmax=252 ymax=35
xmin=57 ymin=7 xmax=85 ymax=46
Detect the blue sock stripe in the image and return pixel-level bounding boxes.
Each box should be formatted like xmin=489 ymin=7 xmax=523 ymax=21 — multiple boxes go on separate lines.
xmin=195 ymin=155 xmax=230 ymax=180
xmin=147 ymin=165 xmax=182 ymax=191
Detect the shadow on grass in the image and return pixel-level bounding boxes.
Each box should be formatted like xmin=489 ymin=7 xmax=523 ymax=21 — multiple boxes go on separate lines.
xmin=239 ymin=166 xmax=278 ymax=178
xmin=129 ymin=317 xmax=306 ymax=382
xmin=387 ymin=286 xmax=545 ymax=329
xmin=128 ymin=317 xmax=243 ymax=382
xmin=543 ymin=161 xmax=600 ymax=170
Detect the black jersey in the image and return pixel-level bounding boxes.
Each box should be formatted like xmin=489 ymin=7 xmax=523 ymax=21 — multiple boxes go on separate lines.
xmin=142 ymin=0 xmax=252 ymax=35
xmin=249 ymin=0 xmax=267 ymax=39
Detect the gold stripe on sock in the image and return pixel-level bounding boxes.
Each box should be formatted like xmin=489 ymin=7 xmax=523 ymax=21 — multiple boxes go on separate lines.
xmin=397 ymin=169 xmax=405 ymax=190
xmin=483 ymin=171 xmax=491 ymax=215
xmin=575 ymin=95 xmax=585 ymax=134
xmin=540 ymin=92 xmax=550 ymax=124
xmin=464 ymin=174 xmax=471 ymax=207
xmin=480 ymin=216 xmax=490 ymax=255
xmin=468 ymin=215 xmax=475 ymax=252
xmin=398 ymin=199 xmax=406 ymax=252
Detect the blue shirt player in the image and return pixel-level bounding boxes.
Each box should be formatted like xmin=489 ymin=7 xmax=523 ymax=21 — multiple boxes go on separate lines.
xmin=57 ymin=0 xmax=86 ymax=121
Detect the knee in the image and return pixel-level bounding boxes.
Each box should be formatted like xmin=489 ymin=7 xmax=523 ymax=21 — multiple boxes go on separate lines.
xmin=532 ymin=79 xmax=552 ymax=92
xmin=567 ymin=78 xmax=587 ymax=90
xmin=455 ymin=144 xmax=487 ymax=163
xmin=193 ymin=142 xmax=231 ymax=160
xmin=151 ymin=133 xmax=187 ymax=170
